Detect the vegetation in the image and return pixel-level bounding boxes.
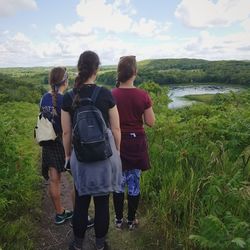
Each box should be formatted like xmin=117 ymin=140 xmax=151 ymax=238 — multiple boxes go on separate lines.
xmin=0 ymin=62 xmax=249 ymax=249
xmin=139 ymin=84 xmax=250 ymax=249
xmin=184 ymin=94 xmax=215 ymax=104
xmin=0 ymin=102 xmax=41 ymax=250
xmin=97 ymin=58 xmax=250 ymax=86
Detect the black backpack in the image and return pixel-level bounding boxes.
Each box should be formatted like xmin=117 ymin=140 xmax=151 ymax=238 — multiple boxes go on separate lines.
xmin=69 ymin=86 xmax=113 ymax=162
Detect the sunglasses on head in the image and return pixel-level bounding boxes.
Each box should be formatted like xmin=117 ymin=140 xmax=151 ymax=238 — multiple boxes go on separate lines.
xmin=119 ymin=55 xmax=136 ymax=61
xmin=56 ymin=68 xmax=68 ymax=86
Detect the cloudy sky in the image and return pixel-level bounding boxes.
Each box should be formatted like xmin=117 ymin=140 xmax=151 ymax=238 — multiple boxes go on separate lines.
xmin=0 ymin=0 xmax=249 ymax=67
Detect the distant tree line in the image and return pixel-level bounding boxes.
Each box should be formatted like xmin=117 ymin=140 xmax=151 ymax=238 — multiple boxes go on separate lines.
xmin=97 ymin=59 xmax=250 ymax=86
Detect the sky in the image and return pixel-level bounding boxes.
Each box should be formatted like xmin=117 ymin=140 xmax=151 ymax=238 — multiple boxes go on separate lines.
xmin=0 ymin=0 xmax=249 ymax=67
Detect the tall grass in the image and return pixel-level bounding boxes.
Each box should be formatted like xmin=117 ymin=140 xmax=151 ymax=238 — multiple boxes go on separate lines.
xmin=140 ymin=86 xmax=250 ymax=249
xmin=0 ymin=102 xmax=41 ymax=250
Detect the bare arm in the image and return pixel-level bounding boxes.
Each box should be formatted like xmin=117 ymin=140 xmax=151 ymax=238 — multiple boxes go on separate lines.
xmin=109 ymin=105 xmax=121 ymax=152
xmin=143 ymin=107 xmax=155 ymax=127
xmin=61 ymin=110 xmax=72 ymax=160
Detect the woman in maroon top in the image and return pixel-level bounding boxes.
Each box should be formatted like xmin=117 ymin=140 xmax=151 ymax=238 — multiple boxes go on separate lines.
xmin=112 ymin=55 xmax=155 ymax=230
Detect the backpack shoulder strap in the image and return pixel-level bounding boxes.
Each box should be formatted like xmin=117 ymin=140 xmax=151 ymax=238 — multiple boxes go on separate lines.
xmin=91 ymin=86 xmax=102 ymax=104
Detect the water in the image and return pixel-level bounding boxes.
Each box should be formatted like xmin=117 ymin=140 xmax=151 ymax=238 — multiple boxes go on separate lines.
xmin=168 ymin=84 xmax=244 ymax=109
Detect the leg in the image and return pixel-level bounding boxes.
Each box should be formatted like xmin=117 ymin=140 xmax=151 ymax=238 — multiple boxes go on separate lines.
xmin=72 ymin=189 xmax=91 ymax=239
xmin=127 ymin=169 xmax=141 ymax=224
xmin=71 ymin=186 xmax=94 ymax=229
xmin=48 ymin=167 xmax=64 ymax=214
xmin=94 ymin=195 xmax=109 ymax=249
xmin=113 ymin=171 xmax=126 ymax=223
xmin=113 ymin=192 xmax=124 ymax=221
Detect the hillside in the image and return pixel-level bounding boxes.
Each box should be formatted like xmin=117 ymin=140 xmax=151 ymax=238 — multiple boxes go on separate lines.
xmin=0 ymin=58 xmax=249 ymax=91
xmin=97 ymin=58 xmax=250 ymax=86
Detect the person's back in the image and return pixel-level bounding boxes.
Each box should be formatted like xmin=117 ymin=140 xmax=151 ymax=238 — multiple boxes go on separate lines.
xmin=112 ymin=88 xmax=152 ymax=132
xmin=61 ymin=50 xmax=122 ymax=250
xmin=39 ymin=67 xmax=73 ymax=225
xmin=112 ymin=55 xmax=155 ymax=231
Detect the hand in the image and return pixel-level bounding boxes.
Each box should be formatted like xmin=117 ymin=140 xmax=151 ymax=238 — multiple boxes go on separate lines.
xmin=64 ymin=159 xmax=71 ymax=171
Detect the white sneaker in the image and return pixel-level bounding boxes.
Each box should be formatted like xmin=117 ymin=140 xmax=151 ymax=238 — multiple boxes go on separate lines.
xmin=127 ymin=218 xmax=138 ymax=231
xmin=115 ymin=218 xmax=123 ymax=229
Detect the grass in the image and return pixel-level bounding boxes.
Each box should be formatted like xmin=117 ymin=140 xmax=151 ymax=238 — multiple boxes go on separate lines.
xmin=1 ymin=85 xmax=250 ymax=250
xmin=184 ymin=94 xmax=215 ymax=103
xmin=0 ymin=102 xmax=41 ymax=250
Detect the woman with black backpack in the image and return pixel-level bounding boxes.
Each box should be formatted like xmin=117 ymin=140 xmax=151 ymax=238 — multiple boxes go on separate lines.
xmin=61 ymin=50 xmax=122 ymax=250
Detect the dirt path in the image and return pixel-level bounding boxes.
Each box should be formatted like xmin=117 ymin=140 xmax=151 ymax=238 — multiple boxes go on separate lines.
xmin=35 ymin=173 xmax=96 ymax=250
xmin=35 ymin=173 xmax=153 ymax=250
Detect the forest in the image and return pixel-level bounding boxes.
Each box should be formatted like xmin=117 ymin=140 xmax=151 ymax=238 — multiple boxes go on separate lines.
xmin=0 ymin=59 xmax=249 ymax=249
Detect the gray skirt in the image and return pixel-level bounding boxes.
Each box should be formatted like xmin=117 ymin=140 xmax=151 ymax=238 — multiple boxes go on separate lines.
xmin=70 ymin=129 xmax=122 ymax=196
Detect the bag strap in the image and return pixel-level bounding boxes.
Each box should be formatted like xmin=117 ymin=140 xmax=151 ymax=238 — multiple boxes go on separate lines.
xmin=91 ymin=86 xmax=102 ymax=104
xmin=39 ymin=93 xmax=56 ymax=117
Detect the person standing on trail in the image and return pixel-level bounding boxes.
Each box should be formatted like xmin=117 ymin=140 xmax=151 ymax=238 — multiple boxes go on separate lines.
xmin=112 ymin=55 xmax=155 ymax=230
xmin=40 ymin=67 xmax=73 ymax=225
xmin=61 ymin=50 xmax=122 ymax=250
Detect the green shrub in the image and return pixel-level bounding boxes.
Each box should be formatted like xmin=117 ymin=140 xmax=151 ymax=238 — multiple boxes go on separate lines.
xmin=0 ymin=102 xmax=41 ymax=250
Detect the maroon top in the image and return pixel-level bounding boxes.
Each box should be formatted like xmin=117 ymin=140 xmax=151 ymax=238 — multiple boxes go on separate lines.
xmin=112 ymin=87 xmax=152 ymax=171
xmin=111 ymin=88 xmax=152 ymax=133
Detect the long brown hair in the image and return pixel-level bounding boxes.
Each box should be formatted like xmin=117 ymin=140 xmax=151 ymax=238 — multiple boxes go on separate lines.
xmin=116 ymin=55 xmax=137 ymax=87
xmin=73 ymin=51 xmax=100 ymax=108
xmin=49 ymin=67 xmax=67 ymax=115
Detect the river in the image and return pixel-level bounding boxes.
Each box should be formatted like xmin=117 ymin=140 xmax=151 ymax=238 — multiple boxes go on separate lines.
xmin=168 ymin=84 xmax=245 ymax=109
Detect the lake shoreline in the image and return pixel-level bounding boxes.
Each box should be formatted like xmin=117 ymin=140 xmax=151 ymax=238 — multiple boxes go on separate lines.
xmin=168 ymin=83 xmax=248 ymax=109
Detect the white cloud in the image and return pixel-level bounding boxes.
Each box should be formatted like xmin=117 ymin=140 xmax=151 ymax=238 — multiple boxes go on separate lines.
xmin=182 ymin=30 xmax=250 ymax=60
xmin=54 ymin=22 xmax=93 ymax=36
xmin=175 ymin=0 xmax=250 ymax=28
xmin=241 ymin=18 xmax=250 ymax=31
xmin=75 ymin=0 xmax=170 ymax=37
xmin=0 ymin=0 xmax=37 ymax=17
xmin=2 ymin=0 xmax=249 ymax=67
xmin=131 ymin=18 xmax=171 ymax=37
xmin=76 ymin=0 xmax=132 ymax=33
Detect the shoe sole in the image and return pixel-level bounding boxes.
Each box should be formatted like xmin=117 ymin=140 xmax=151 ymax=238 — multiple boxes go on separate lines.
xmin=87 ymin=222 xmax=94 ymax=228
xmin=69 ymin=222 xmax=94 ymax=229
xmin=55 ymin=219 xmax=66 ymax=225
xmin=55 ymin=215 xmax=73 ymax=225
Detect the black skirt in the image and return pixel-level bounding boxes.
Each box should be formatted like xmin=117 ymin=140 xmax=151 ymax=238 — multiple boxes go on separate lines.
xmin=41 ymin=139 xmax=65 ymax=180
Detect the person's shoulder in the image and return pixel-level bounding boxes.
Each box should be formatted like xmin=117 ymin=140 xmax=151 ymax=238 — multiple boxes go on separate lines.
xmin=99 ymin=85 xmax=110 ymax=92
xmin=63 ymin=89 xmax=74 ymax=99
xmin=135 ymin=88 xmax=149 ymax=96
xmin=99 ymin=86 xmax=113 ymax=96
xmin=110 ymin=87 xmax=118 ymax=95
xmin=42 ymin=92 xmax=51 ymax=98
xmin=40 ymin=92 xmax=51 ymax=103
